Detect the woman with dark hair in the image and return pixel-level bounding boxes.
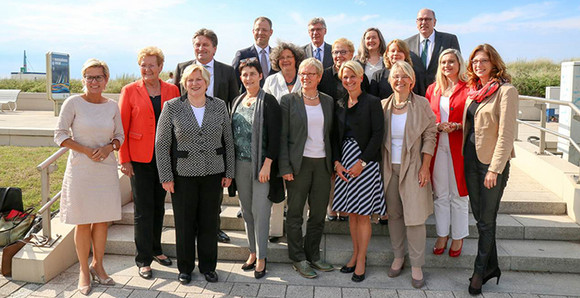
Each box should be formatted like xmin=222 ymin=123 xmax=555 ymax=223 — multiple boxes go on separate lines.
xmin=355 ymin=28 xmax=387 ymax=79
xmin=232 ymin=58 xmax=282 ymax=279
xmin=333 ymin=61 xmax=385 ymax=282
xmin=463 ymin=44 xmax=518 ymax=295
xmin=369 ymin=39 xmax=414 ymax=101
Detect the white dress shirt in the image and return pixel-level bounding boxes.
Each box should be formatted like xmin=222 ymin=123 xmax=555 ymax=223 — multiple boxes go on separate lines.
xmin=196 ymin=59 xmax=215 ymax=97
xmin=419 ymin=31 xmax=435 ymax=67
xmin=254 ymin=44 xmax=271 ymax=73
xmin=263 ymin=72 xmax=302 ymax=103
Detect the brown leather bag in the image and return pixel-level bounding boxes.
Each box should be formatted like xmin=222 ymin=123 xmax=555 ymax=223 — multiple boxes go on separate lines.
xmin=1 ymin=235 xmax=31 ymax=276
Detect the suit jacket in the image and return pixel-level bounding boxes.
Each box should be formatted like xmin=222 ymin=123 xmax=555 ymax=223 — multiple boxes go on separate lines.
xmin=405 ymin=30 xmax=460 ymax=96
xmin=462 ymin=83 xmax=518 ymax=174
xmin=118 ymin=79 xmax=180 ymax=164
xmin=155 ymin=95 xmax=235 ymax=183
xmin=173 ymin=59 xmax=239 ymax=108
xmin=303 ymin=42 xmax=333 ymax=69
xmin=425 ymin=81 xmax=468 ymax=196
xmin=332 ymin=92 xmax=384 ymax=163
xmin=381 ymin=93 xmax=437 ymax=226
xmin=232 ymin=45 xmax=278 ymax=90
xmin=318 ymin=64 xmax=369 ymax=102
xmin=279 ymin=91 xmax=334 ymax=176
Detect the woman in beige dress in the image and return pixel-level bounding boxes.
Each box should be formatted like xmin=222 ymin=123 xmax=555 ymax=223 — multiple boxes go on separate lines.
xmin=55 ymin=59 xmax=124 ymax=296
xmin=381 ymin=61 xmax=436 ymax=289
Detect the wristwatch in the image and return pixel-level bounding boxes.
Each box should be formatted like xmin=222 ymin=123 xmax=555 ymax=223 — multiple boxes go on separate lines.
xmin=360 ymin=160 xmax=367 ymax=168
xmin=110 ymin=141 xmax=118 ymax=150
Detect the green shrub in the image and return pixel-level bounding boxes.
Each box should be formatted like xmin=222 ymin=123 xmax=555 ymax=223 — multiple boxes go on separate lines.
xmin=508 ymin=59 xmax=561 ymax=98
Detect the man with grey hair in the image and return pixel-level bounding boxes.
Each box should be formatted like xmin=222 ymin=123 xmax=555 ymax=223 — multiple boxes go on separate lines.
xmin=303 ymin=17 xmax=333 ymax=69
xmin=405 ymin=8 xmax=460 ymax=95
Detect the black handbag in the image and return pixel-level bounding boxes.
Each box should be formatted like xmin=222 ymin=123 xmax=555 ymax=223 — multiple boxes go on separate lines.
xmin=0 ymin=188 xmax=24 ymax=214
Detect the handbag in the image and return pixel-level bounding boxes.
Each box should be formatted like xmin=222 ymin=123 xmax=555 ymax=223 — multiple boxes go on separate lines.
xmin=1 ymin=214 xmax=42 ymax=276
xmin=0 ymin=208 xmax=35 ymax=247
xmin=0 ymin=188 xmax=24 ymax=213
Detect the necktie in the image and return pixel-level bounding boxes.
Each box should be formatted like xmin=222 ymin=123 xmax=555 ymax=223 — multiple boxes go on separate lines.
xmin=315 ymin=47 xmax=322 ymax=62
xmin=421 ymin=39 xmax=429 ymax=68
xmin=260 ymin=49 xmax=269 ymax=77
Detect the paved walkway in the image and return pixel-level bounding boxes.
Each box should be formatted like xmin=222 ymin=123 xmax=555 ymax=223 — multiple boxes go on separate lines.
xmin=2 ymin=254 xmax=580 ymax=297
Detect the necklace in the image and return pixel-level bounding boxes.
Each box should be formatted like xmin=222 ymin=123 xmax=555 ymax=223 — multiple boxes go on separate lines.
xmin=393 ymin=98 xmax=409 ymax=110
xmin=285 ymin=75 xmax=297 ymax=87
xmin=303 ymin=91 xmax=319 ymax=101
xmin=244 ymin=96 xmax=257 ymax=107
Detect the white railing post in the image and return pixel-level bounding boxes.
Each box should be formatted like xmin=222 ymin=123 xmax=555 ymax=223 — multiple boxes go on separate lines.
xmin=40 ymin=167 xmax=51 ymax=239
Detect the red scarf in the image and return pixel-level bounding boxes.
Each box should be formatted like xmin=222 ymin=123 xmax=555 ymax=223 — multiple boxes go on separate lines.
xmin=468 ymin=80 xmax=500 ymax=103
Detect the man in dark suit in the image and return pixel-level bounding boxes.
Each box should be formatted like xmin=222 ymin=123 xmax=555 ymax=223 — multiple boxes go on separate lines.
xmin=174 ymin=28 xmax=239 ymax=243
xmin=232 ymin=16 xmax=277 ymax=91
xmin=405 ymin=8 xmax=460 ymax=96
xmin=302 ymin=17 xmax=333 ymax=69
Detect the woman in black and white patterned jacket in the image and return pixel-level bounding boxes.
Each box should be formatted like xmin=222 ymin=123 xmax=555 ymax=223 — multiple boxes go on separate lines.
xmin=155 ymin=63 xmax=234 ymax=285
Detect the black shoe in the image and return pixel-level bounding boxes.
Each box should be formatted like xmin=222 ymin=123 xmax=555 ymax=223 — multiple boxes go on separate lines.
xmin=351 ymin=271 xmax=365 ymax=282
xmin=237 ymin=210 xmax=243 ymax=218
xmin=269 ymin=236 xmax=280 ymax=243
xmin=254 ymin=259 xmax=267 ymax=279
xmin=153 ymin=255 xmax=172 ymax=266
xmin=138 ymin=267 xmax=152 ymax=279
xmin=204 ymin=271 xmax=219 ymax=283
xmin=468 ymin=273 xmax=483 ymax=296
xmin=340 ymin=265 xmax=355 ymax=273
xmin=178 ymin=273 xmax=191 ymax=285
xmin=483 ymin=268 xmax=501 ymax=285
xmin=326 ymin=214 xmax=337 ymax=221
xmin=241 ymin=259 xmax=256 ymax=271
xmin=217 ymin=230 xmax=231 ymax=243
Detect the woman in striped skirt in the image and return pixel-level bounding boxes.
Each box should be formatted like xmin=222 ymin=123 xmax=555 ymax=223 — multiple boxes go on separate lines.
xmin=332 ymin=61 xmax=385 ymax=282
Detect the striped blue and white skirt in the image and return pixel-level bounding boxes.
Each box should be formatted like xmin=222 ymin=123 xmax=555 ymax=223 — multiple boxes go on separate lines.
xmin=332 ymin=138 xmax=386 ymax=216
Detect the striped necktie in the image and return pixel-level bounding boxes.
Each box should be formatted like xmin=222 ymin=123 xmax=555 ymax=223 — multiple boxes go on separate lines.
xmin=421 ymin=39 xmax=429 ymax=68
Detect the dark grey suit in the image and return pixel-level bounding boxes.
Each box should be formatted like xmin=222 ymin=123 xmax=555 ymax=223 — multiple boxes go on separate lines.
xmin=279 ymin=91 xmax=333 ymax=263
xmin=232 ymin=45 xmax=277 ymax=91
xmin=173 ymin=59 xmax=239 ymax=108
xmin=405 ymin=30 xmax=460 ymax=96
xmin=303 ymin=42 xmax=333 ymax=69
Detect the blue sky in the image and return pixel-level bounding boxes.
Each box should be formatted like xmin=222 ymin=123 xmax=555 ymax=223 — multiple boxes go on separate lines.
xmin=1 ymin=0 xmax=579 ymax=79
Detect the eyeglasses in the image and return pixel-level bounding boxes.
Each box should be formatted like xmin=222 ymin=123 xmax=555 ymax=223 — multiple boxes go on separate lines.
xmin=299 ymin=72 xmax=318 ymax=78
xmin=416 ymin=17 xmax=433 ymax=23
xmin=84 ymin=75 xmax=105 ymax=82
xmin=471 ymin=59 xmax=490 ymax=65
xmin=331 ymin=50 xmax=348 ymax=56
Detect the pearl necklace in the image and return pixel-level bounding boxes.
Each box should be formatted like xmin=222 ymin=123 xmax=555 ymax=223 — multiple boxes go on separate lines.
xmin=393 ymin=99 xmax=409 ymax=110
xmin=303 ymin=91 xmax=319 ymax=101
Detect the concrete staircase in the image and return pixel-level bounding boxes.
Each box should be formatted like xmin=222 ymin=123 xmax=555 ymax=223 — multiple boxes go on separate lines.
xmin=106 ymin=165 xmax=580 ymax=274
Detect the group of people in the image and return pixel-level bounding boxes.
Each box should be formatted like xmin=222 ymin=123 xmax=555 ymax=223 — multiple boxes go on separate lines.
xmin=54 ymin=8 xmax=518 ymax=296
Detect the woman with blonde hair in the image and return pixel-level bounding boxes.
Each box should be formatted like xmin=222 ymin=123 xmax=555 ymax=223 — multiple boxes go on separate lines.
xmin=425 ymin=48 xmax=469 ymax=257
xmin=55 ymin=58 xmax=124 ymax=295
xmin=463 ymin=44 xmax=518 ymax=295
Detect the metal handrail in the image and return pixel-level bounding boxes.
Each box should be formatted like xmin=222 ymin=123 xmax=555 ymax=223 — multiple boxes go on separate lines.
xmin=517 ymin=95 xmax=580 ymax=182
xmin=36 ymin=147 xmax=69 ymax=239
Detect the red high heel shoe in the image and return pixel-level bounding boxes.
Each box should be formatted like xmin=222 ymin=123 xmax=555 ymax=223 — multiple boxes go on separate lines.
xmin=449 ymin=239 xmax=463 ymax=257
xmin=432 ymin=236 xmax=448 ymax=255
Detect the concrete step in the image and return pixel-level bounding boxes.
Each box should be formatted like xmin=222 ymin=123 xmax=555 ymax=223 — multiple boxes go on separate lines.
xmin=116 ymin=203 xmax=580 ymax=241
xmin=105 ymin=224 xmax=580 ymax=274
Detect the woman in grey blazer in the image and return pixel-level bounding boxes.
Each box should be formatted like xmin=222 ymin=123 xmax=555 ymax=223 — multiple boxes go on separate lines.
xmin=279 ymin=58 xmax=334 ymax=279
xmin=155 ymin=64 xmax=234 ymax=285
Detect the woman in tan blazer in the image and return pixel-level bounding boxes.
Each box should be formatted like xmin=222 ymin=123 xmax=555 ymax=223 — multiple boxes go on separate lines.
xmin=381 ymin=61 xmax=437 ymax=289
xmin=463 ymin=44 xmax=518 ymax=295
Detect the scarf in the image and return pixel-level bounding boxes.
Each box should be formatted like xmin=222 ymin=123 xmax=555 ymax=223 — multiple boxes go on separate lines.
xmin=468 ymin=79 xmax=500 ymax=103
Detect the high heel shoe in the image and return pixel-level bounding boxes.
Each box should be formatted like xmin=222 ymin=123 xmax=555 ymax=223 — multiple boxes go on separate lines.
xmin=351 ymin=271 xmax=365 ymax=282
xmin=468 ymin=273 xmax=483 ymax=295
xmin=77 ymin=285 xmax=92 ymax=296
xmin=387 ymin=259 xmax=405 ymax=278
xmin=241 ymin=259 xmax=256 ymax=271
xmin=340 ymin=264 xmax=355 ymax=273
xmin=89 ymin=266 xmax=115 ymax=285
xmin=433 ymin=236 xmax=448 ymax=255
xmin=254 ymin=258 xmax=267 ymax=279
xmin=483 ymin=267 xmax=501 ymax=285
xmin=448 ymin=239 xmax=463 ymax=257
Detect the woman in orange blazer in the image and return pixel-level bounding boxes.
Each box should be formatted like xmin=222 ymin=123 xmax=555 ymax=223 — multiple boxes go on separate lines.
xmin=119 ymin=46 xmax=180 ymax=279
xmin=463 ymin=44 xmax=518 ymax=295
xmin=425 ymin=49 xmax=469 ymax=258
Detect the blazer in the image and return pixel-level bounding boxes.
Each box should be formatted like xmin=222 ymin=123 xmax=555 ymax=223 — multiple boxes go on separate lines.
xmin=173 ymin=59 xmax=239 ymax=108
xmin=279 ymin=91 xmax=334 ymax=176
xmin=462 ymin=83 xmax=518 ymax=174
xmin=318 ymin=64 xmax=370 ymax=102
xmin=425 ymin=81 xmax=468 ymax=196
xmin=232 ymin=45 xmax=278 ymax=90
xmin=405 ymin=30 xmax=461 ymax=96
xmin=263 ymin=72 xmax=302 ymax=101
xmin=118 ymin=79 xmax=180 ymax=164
xmin=369 ymin=68 xmax=421 ymax=100
xmin=155 ymin=95 xmax=235 ymax=183
xmin=332 ymin=92 xmax=384 ymax=163
xmin=381 ymin=93 xmax=437 ymax=226
xmin=303 ymin=42 xmax=333 ymax=69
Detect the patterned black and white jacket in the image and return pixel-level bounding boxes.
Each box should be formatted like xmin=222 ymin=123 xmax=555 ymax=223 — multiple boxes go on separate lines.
xmin=155 ymin=95 xmax=235 ymax=183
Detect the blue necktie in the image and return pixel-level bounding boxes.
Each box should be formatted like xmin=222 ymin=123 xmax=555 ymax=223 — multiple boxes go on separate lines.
xmin=315 ymin=48 xmax=322 ymax=62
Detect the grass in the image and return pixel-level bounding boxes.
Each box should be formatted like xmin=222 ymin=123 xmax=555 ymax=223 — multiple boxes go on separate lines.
xmin=507 ymin=59 xmax=561 ymax=98
xmin=0 ymin=146 xmax=66 ymax=211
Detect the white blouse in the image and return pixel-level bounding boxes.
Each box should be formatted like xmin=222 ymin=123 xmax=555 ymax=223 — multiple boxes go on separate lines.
xmin=390 ymin=112 xmax=407 ymax=164
xmin=303 ymin=103 xmax=326 ymax=158
xmin=439 ymin=95 xmax=450 ymax=146
xmin=263 ymin=72 xmax=302 ymax=102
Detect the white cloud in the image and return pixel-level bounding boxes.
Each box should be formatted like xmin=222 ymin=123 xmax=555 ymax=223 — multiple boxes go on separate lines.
xmin=361 ymin=14 xmax=379 ymax=22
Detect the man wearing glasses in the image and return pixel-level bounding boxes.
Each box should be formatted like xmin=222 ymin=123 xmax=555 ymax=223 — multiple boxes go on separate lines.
xmin=303 ymin=17 xmax=333 ymax=69
xmin=405 ymin=8 xmax=461 ymax=96
xmin=173 ymin=28 xmax=239 ymax=244
xmin=232 ymin=16 xmax=277 ymax=92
